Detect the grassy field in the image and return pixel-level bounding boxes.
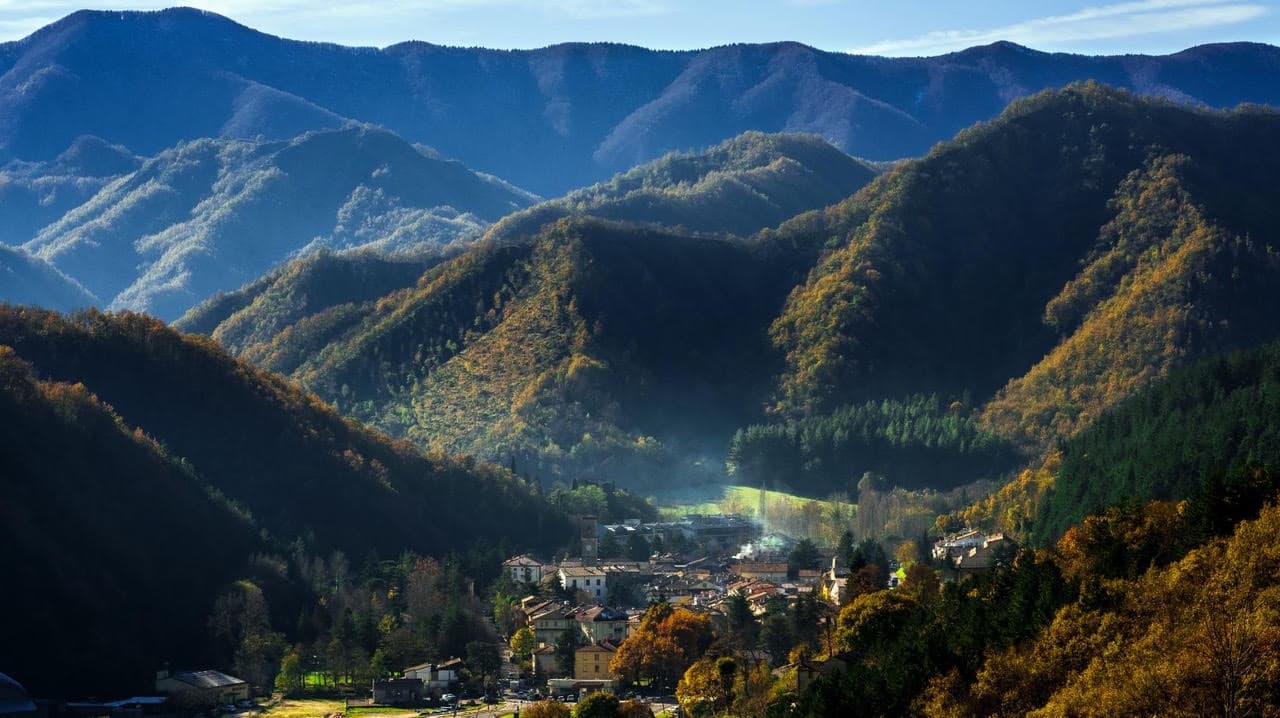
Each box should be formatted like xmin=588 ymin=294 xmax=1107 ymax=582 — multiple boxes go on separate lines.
xmin=259 ymin=699 xmax=496 ymax=718
xmin=257 ymin=699 xmax=347 ymax=718
xmin=653 ymin=484 xmax=851 ymax=519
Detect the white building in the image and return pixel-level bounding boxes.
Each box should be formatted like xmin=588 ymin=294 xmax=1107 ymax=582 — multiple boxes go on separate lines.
xmin=503 ymin=555 xmax=545 ymax=585
xmin=559 ymin=566 xmax=608 ymax=602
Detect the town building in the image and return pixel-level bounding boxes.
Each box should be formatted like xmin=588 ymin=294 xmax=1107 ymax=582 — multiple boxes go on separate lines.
xmin=573 ymin=642 xmax=617 ymax=682
xmin=154 ymin=670 xmax=249 ymax=706
xmin=528 ymin=601 xmax=576 ymax=646
xmin=532 ymin=645 xmax=559 ymax=677
xmin=402 ymin=658 xmax=463 ymax=692
xmin=372 ymin=678 xmax=423 ymax=706
xmin=571 ymin=605 xmax=629 ymax=643
xmin=559 ymin=566 xmax=608 ymax=602
xmin=952 ymin=533 xmax=1017 ymax=577
xmin=731 ymin=562 xmax=789 ymax=583
xmin=503 ymin=555 xmax=545 ymax=585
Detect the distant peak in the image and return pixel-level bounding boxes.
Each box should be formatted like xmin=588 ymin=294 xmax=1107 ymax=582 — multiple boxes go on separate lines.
xmin=956 ymin=40 xmax=1043 ymax=57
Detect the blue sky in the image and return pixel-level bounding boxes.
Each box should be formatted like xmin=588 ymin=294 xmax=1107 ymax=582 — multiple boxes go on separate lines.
xmin=1 ymin=0 xmax=1277 ymax=53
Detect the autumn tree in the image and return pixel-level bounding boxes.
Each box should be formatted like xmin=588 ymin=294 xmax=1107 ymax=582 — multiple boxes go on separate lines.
xmin=574 ymin=691 xmax=620 ymax=718
xmin=610 ymin=603 xmax=714 ymax=689
xmin=510 ymin=627 xmax=537 ymax=662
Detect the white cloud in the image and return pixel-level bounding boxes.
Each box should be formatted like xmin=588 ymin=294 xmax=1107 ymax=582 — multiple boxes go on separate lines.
xmin=850 ymin=0 xmax=1269 ymax=55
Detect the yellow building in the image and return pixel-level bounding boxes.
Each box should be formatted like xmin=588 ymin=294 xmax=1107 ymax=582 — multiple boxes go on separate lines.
xmin=573 ymin=642 xmax=617 ymax=681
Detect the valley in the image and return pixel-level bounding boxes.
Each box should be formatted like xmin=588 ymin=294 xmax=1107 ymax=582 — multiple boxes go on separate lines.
xmin=3 ymin=7 xmax=1280 ymax=717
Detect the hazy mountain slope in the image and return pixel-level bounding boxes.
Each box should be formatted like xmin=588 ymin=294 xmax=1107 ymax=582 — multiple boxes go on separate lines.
xmin=279 ymin=219 xmax=802 ymax=489
xmin=23 ymin=125 xmax=534 ymax=319
xmin=2 ymin=8 xmax=1277 ymax=195
xmin=0 ymin=305 xmax=570 ymax=559
xmin=183 ymin=130 xmax=873 ymax=394
xmin=485 ymin=131 xmax=878 ymax=241
xmin=0 ymin=244 xmax=96 ymax=310
xmin=0 ymin=345 xmax=258 ymax=697
xmin=0 ymin=135 xmax=140 ymax=245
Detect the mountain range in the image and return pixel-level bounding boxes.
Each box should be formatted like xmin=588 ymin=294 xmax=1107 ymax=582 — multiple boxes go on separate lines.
xmin=9 ymin=126 xmax=534 ymax=319
xmin=173 ymin=86 xmax=1280 ymax=503
xmin=177 ymin=131 xmax=874 ymax=489
xmin=3 ymin=9 xmax=1279 ymax=197
xmin=5 ymin=11 xmax=1280 ymax=709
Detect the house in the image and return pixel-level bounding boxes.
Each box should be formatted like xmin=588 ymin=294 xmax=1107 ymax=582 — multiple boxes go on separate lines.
xmin=731 ymin=562 xmax=789 ymax=583
xmin=528 ymin=602 xmax=575 ymax=646
xmin=572 ymin=605 xmax=629 ymax=643
xmin=931 ymin=529 xmax=987 ymax=561
xmin=952 ymin=534 xmax=1017 ymax=577
xmin=532 ymin=645 xmax=559 ymax=677
xmin=503 ymin=555 xmax=545 ymax=585
xmin=372 ymin=678 xmax=423 ymax=706
xmin=155 ymin=670 xmax=249 ymax=706
xmin=574 ymin=642 xmax=617 ymax=681
xmin=402 ymin=658 xmax=463 ymax=691
xmin=559 ymin=566 xmax=608 ymax=602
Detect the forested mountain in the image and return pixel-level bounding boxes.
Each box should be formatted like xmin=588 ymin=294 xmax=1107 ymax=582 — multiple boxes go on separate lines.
xmin=276 ymin=219 xmax=797 ymax=490
xmin=2 ymin=8 xmax=1277 ymax=195
xmin=0 ymin=305 xmax=568 ymax=558
xmin=707 ymin=85 xmax=1276 ymax=504
xmin=177 ymin=131 xmax=877 ymax=379
xmin=184 ymin=87 xmax=1280 ymax=501
xmin=771 ymin=83 xmax=1280 ymax=419
xmin=16 ymin=125 xmax=534 ymax=320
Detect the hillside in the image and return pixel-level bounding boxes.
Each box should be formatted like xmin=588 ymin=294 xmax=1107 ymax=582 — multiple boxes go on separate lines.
xmin=269 ymin=219 xmax=800 ymax=490
xmin=20 ymin=125 xmax=534 ymax=320
xmin=0 ymin=345 xmax=258 ymax=697
xmin=0 ymin=306 xmax=570 ymax=559
xmin=2 ymin=9 xmax=1278 ymax=195
xmin=178 ymin=131 xmax=877 ymax=376
xmin=174 ymin=250 xmax=443 ymax=367
xmin=1032 ymin=341 xmax=1280 ymax=545
xmin=771 ymin=84 xmax=1280 ymax=419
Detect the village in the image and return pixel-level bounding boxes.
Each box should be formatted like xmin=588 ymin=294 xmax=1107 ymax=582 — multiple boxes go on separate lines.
xmin=3 ymin=512 xmax=1014 ymax=718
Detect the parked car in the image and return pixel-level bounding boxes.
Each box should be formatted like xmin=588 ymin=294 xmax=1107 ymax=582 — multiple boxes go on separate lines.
xmin=440 ymin=694 xmax=457 ymax=704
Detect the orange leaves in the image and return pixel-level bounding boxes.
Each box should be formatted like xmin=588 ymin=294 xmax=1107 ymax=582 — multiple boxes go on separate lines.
xmin=610 ymin=604 xmax=714 ymax=686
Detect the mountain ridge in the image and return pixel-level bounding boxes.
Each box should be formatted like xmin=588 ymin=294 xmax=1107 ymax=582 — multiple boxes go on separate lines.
xmin=3 ymin=8 xmax=1277 ymax=194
